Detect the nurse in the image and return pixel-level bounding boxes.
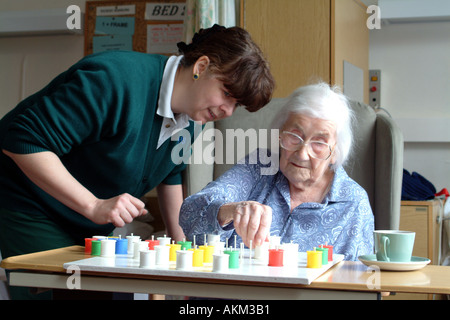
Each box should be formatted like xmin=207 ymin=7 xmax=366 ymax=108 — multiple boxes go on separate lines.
xmin=0 ymin=24 xmax=274 ymax=299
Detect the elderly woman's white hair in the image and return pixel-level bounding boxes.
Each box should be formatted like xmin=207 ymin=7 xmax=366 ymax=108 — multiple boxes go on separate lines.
xmin=271 ymin=82 xmax=354 ymax=170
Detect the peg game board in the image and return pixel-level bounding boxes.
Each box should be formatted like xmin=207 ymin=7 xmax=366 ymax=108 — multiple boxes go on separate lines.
xmin=63 ymin=250 xmax=344 ymax=285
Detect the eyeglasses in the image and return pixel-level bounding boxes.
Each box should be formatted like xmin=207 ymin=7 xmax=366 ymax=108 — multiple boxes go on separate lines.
xmin=279 ymin=131 xmax=334 ymax=160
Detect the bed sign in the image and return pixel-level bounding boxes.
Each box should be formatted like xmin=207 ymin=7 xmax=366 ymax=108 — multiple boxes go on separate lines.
xmin=145 ymin=3 xmax=186 ymax=20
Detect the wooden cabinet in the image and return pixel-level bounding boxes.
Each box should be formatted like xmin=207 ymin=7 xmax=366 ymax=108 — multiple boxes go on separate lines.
xmin=242 ymin=0 xmax=369 ymax=102
xmin=399 ymin=200 xmax=443 ymax=265
xmin=385 ymin=199 xmax=444 ymax=300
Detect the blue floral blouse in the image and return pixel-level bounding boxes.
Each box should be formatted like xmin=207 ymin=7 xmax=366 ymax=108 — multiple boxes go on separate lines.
xmin=179 ymin=150 xmax=374 ymax=261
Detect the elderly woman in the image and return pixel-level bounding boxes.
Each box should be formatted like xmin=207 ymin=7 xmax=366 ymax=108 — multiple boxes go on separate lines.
xmin=179 ymin=83 xmax=374 ymax=261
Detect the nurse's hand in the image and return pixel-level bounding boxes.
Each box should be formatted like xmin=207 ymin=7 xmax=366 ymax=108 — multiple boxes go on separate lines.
xmin=3 ymin=150 xmax=147 ymax=228
xmin=218 ymin=201 xmax=272 ymax=247
xmin=86 ymin=193 xmax=148 ymax=227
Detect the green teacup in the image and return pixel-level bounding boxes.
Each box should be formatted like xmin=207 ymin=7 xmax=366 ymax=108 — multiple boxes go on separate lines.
xmin=374 ymin=230 xmax=415 ymax=262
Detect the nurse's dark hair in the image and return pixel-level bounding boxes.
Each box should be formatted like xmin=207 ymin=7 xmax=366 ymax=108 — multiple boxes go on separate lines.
xmin=177 ymin=24 xmax=275 ymax=112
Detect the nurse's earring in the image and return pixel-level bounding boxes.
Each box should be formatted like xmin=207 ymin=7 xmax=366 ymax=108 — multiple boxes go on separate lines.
xmin=193 ymin=73 xmax=199 ymax=80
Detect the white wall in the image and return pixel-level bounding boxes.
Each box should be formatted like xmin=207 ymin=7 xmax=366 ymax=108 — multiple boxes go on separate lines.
xmin=369 ymin=21 xmax=450 ymax=192
xmin=0 ymin=0 xmax=86 ymax=117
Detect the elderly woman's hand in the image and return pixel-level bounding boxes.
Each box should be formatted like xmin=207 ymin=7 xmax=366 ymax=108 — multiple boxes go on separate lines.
xmin=218 ymin=201 xmax=272 ymax=247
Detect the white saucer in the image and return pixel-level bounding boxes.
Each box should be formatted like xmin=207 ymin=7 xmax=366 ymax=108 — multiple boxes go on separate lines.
xmin=358 ymin=254 xmax=431 ymax=271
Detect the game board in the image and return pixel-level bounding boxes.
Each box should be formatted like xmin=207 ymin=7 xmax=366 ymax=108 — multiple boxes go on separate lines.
xmin=63 ymin=250 xmax=344 ymax=285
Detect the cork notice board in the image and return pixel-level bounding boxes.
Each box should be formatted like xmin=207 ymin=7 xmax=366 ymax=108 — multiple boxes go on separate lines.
xmin=84 ymin=0 xmax=186 ymax=56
